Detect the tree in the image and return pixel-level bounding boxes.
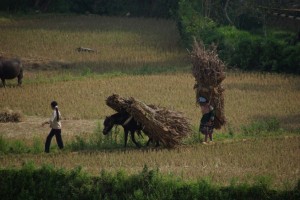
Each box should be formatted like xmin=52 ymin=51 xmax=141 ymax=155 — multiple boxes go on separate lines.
xmin=34 ymin=0 xmax=52 ymax=12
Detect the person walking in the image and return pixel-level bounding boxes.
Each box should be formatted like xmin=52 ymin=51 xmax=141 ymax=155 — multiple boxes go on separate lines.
xmin=198 ymin=97 xmax=215 ymax=144
xmin=42 ymin=101 xmax=64 ymax=153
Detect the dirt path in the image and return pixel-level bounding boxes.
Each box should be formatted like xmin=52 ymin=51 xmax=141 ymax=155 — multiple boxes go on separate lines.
xmin=0 ymin=116 xmax=98 ymax=139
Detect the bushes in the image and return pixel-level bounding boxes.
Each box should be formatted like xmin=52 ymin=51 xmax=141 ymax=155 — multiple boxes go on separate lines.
xmin=223 ymin=29 xmax=300 ymax=73
xmin=280 ymin=44 xmax=300 ymax=74
xmin=177 ymin=0 xmax=223 ymax=47
xmin=177 ymin=0 xmax=300 ymax=74
xmin=218 ymin=26 xmax=276 ymax=71
xmin=0 ymin=164 xmax=299 ymax=200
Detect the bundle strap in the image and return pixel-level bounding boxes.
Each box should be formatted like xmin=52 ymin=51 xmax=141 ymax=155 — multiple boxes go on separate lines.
xmin=123 ymin=116 xmax=133 ymax=126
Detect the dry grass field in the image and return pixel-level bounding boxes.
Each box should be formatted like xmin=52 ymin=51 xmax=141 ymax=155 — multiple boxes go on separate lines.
xmin=0 ymin=136 xmax=299 ymax=189
xmin=0 ymin=15 xmax=187 ymax=73
xmin=0 ymin=14 xmax=299 ymax=190
xmin=1 ymin=73 xmax=299 ymax=131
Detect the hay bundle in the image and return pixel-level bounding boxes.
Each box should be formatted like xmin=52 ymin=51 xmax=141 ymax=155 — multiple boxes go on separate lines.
xmin=106 ymin=94 xmax=132 ymax=113
xmin=106 ymin=94 xmax=192 ymax=148
xmin=0 ymin=108 xmax=23 ymax=123
xmin=191 ymin=39 xmax=226 ymax=129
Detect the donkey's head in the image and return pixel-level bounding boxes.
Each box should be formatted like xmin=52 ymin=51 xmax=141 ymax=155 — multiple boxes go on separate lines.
xmin=103 ymin=116 xmax=115 ymax=135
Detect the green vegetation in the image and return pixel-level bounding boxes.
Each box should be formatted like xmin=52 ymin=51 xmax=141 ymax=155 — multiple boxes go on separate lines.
xmin=241 ymin=118 xmax=281 ymax=136
xmin=0 ymin=164 xmax=299 ymax=200
xmin=176 ymin=0 xmax=300 ymax=74
xmin=1 ymin=133 xmax=299 ymax=190
xmin=0 ymin=0 xmax=178 ymax=18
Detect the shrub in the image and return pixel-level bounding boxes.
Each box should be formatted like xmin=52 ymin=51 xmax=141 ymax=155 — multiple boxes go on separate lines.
xmin=177 ymin=0 xmax=223 ymax=48
xmin=218 ymin=27 xmax=299 ymax=73
xmin=280 ymin=44 xmax=300 ymax=74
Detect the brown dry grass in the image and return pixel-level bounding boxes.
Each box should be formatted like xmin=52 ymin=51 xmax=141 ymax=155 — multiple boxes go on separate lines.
xmin=1 ymin=73 xmax=299 ymax=132
xmin=0 ymin=15 xmax=299 ymax=190
xmin=0 ymin=73 xmax=299 ymax=189
xmin=0 ymin=116 xmax=96 ymax=143
xmin=0 ymin=15 xmax=187 ymax=73
xmin=0 ymin=136 xmax=299 ymax=189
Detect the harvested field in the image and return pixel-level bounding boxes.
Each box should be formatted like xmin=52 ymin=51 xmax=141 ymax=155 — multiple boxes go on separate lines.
xmin=1 ymin=73 xmax=299 ymax=132
xmin=0 ymin=15 xmax=187 ymax=73
xmin=0 ymin=15 xmax=299 ymax=191
xmin=0 ymin=136 xmax=299 ymax=189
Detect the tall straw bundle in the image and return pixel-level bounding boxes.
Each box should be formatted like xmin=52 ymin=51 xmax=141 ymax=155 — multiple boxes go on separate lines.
xmin=191 ymin=39 xmax=226 ymax=129
xmin=106 ymin=94 xmax=192 ymax=148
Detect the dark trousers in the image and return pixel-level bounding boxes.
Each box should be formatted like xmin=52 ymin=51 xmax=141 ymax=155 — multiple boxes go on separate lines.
xmin=45 ymin=129 xmax=64 ymax=153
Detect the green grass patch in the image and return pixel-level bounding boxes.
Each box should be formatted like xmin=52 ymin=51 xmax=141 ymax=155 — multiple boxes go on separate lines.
xmin=241 ymin=118 xmax=282 ymax=136
xmin=0 ymin=163 xmax=299 ymax=200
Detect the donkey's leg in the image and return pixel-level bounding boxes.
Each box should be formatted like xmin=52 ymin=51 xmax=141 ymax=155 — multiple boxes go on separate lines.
xmin=146 ymin=138 xmax=152 ymax=146
xmin=155 ymin=140 xmax=160 ymax=147
xmin=130 ymin=131 xmax=141 ymax=148
xmin=124 ymin=129 xmax=129 ymax=148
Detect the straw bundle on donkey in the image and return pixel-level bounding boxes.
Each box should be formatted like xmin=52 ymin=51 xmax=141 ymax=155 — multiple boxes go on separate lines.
xmin=106 ymin=94 xmax=192 ymax=148
xmin=190 ymin=39 xmax=226 ymax=129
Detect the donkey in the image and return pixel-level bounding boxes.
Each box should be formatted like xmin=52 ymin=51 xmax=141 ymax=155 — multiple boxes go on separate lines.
xmin=103 ymin=112 xmax=143 ymax=148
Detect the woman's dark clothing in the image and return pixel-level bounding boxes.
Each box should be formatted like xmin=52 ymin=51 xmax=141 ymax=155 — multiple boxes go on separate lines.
xmin=45 ymin=129 xmax=64 ymax=153
xmin=200 ymin=108 xmax=215 ymax=135
xmin=201 ymin=112 xmax=214 ymax=124
xmin=200 ymin=124 xmax=214 ymax=135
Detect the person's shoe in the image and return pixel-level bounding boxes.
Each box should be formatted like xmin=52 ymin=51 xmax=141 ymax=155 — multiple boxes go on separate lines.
xmin=202 ymin=142 xmax=208 ymax=145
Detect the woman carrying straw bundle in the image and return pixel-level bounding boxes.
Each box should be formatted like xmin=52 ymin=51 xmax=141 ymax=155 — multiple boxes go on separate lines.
xmin=198 ymin=96 xmax=215 ymax=144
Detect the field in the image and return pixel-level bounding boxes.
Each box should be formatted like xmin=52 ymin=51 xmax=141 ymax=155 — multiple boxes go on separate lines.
xmin=0 ymin=14 xmax=299 ymax=190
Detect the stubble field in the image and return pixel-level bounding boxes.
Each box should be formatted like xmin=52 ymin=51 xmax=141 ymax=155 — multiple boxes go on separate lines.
xmin=0 ymin=14 xmax=299 ymax=189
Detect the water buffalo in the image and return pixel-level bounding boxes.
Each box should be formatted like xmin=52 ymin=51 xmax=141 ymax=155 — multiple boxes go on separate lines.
xmin=0 ymin=57 xmax=23 ymax=87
